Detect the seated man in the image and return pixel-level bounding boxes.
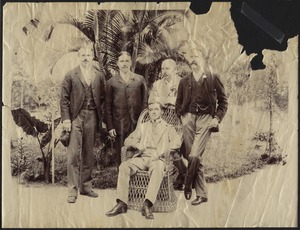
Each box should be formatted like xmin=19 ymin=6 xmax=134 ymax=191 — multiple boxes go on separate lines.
xmin=106 ymin=102 xmax=181 ymax=219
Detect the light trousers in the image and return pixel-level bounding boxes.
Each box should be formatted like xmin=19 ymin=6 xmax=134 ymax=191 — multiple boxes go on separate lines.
xmin=182 ymin=113 xmax=212 ymax=198
xmin=117 ymin=156 xmax=165 ymax=205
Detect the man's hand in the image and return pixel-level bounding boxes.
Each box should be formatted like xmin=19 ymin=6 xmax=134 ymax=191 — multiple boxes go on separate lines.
xmin=63 ymin=120 xmax=71 ymax=132
xmin=208 ymin=117 xmax=219 ymax=130
xmin=181 ymin=113 xmax=192 ymax=126
xmin=109 ymin=129 xmax=117 ymax=138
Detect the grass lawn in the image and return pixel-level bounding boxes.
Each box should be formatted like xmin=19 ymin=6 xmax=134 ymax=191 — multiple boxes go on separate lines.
xmin=11 ymin=103 xmax=287 ymax=189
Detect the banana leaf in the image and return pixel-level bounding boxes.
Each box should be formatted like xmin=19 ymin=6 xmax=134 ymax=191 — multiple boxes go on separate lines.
xmin=11 ymin=108 xmax=49 ymax=137
xmin=40 ymin=117 xmax=61 ymax=148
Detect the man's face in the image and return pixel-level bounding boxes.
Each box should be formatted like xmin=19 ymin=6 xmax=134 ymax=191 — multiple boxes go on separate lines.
xmin=148 ymin=103 xmax=162 ymax=121
xmin=78 ymin=46 xmax=94 ymax=67
xmin=117 ymin=54 xmax=132 ymax=74
xmin=179 ymin=44 xmax=204 ymax=71
xmin=161 ymin=59 xmax=176 ymax=81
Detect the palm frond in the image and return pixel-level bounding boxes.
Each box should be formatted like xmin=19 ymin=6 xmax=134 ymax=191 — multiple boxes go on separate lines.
xmin=137 ymin=42 xmax=165 ymax=65
xmin=43 ymin=12 xmax=94 ymax=42
xmin=43 ymin=21 xmax=56 ymax=42
xmin=47 ymin=37 xmax=90 ymax=74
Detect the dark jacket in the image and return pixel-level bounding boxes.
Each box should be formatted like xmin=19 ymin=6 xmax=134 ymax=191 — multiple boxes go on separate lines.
xmin=105 ymin=72 xmax=148 ymax=134
xmin=175 ymin=72 xmax=228 ymax=122
xmin=60 ymin=65 xmax=105 ymax=122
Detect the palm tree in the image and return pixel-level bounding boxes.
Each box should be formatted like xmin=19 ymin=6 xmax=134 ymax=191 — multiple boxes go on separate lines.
xmin=42 ymin=9 xmax=184 ymax=75
xmin=119 ymin=10 xmax=184 ymax=71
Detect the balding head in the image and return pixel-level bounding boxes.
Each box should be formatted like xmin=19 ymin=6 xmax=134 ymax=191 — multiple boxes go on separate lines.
xmin=161 ymin=59 xmax=177 ymax=81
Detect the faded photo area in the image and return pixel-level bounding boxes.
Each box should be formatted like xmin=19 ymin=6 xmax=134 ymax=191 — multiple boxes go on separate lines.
xmin=2 ymin=1 xmax=298 ymax=228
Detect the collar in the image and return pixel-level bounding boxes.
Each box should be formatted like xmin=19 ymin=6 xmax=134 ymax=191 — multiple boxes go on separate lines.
xmin=150 ymin=117 xmax=162 ymax=124
xmin=120 ymin=71 xmax=135 ymax=81
xmin=80 ymin=64 xmax=92 ymax=73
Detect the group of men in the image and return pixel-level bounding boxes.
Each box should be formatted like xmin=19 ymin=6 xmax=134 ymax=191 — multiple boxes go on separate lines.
xmin=60 ymin=41 xmax=228 ymax=219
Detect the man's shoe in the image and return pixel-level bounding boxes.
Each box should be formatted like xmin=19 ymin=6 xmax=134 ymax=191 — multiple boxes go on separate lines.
xmin=191 ymin=196 xmax=208 ymax=205
xmin=184 ymin=186 xmax=192 ymax=200
xmin=67 ymin=196 xmax=77 ymax=203
xmin=80 ymin=190 xmax=98 ymax=198
xmin=106 ymin=203 xmax=127 ymax=217
xmin=141 ymin=204 xmax=154 ymax=219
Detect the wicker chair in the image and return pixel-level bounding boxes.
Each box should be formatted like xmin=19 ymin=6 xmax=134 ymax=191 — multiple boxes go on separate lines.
xmin=121 ymin=105 xmax=182 ymax=213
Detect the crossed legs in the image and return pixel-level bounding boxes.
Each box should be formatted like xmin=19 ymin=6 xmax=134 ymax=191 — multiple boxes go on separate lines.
xmin=182 ymin=113 xmax=212 ymax=200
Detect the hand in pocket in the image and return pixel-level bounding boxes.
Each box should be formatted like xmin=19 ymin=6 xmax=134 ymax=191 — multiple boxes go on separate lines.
xmin=181 ymin=113 xmax=191 ymax=126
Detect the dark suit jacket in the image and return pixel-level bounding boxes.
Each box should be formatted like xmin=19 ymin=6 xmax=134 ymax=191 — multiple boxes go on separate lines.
xmin=175 ymin=72 xmax=228 ymax=122
xmin=105 ymin=72 xmax=148 ymax=134
xmin=60 ymin=65 xmax=105 ymax=123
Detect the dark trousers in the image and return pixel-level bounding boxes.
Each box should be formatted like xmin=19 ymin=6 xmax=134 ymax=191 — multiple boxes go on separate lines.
xmin=115 ymin=130 xmax=132 ymax=167
xmin=172 ymin=143 xmax=188 ymax=185
xmin=67 ymin=109 xmax=97 ymax=197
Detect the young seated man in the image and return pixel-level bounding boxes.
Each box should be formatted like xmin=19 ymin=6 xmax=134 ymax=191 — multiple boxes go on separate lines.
xmin=106 ymin=102 xmax=182 ymax=219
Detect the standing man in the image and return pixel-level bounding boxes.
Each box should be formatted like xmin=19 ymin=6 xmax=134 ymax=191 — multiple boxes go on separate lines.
xmin=60 ymin=43 xmax=106 ymax=203
xmin=175 ymin=41 xmax=228 ymax=205
xmin=149 ymin=59 xmax=181 ymax=107
xmin=105 ymin=51 xmax=148 ymax=167
xmin=106 ymin=102 xmax=182 ymax=219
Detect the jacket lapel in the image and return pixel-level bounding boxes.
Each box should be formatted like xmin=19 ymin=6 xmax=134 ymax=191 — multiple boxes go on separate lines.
xmin=153 ymin=120 xmax=168 ymax=146
xmin=116 ymin=73 xmax=127 ymax=85
xmin=75 ymin=66 xmax=87 ymax=86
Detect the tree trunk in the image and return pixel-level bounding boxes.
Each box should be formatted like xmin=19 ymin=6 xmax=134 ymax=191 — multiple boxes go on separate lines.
xmin=144 ymin=65 xmax=150 ymax=85
xmin=43 ymin=152 xmax=52 ymax=183
xmin=131 ymin=36 xmax=140 ymax=72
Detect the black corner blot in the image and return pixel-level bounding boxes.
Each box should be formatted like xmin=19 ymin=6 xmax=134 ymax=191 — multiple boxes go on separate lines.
xmin=251 ymin=53 xmax=266 ymax=70
xmin=190 ymin=0 xmax=212 ymax=15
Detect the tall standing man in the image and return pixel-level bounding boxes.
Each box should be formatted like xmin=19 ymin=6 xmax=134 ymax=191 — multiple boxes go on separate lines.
xmin=60 ymin=43 xmax=106 ymax=203
xmin=105 ymin=51 xmax=148 ymax=167
xmin=175 ymin=41 xmax=228 ymax=205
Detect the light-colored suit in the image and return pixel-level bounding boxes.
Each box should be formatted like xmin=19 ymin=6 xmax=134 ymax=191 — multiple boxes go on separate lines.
xmin=149 ymin=75 xmax=181 ymax=105
xmin=116 ymin=118 xmax=181 ymax=204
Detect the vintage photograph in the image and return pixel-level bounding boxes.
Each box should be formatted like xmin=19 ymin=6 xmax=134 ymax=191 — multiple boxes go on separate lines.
xmin=2 ymin=1 xmax=298 ymax=227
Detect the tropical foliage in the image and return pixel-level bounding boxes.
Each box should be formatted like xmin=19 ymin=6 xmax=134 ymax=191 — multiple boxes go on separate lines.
xmin=43 ymin=10 xmax=184 ymax=75
xmin=11 ymin=108 xmax=61 ymax=183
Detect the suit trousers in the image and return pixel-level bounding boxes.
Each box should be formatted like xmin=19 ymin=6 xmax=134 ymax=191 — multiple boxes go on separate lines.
xmin=67 ymin=109 xmax=97 ymax=197
xmin=115 ymin=130 xmax=132 ymax=167
xmin=182 ymin=113 xmax=212 ymax=198
xmin=116 ymin=156 xmax=165 ymax=205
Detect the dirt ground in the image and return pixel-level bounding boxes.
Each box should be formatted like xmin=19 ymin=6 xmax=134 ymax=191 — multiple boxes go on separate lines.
xmin=2 ymin=154 xmax=297 ymax=228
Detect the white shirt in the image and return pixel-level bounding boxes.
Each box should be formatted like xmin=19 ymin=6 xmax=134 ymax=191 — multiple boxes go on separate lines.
xmin=119 ymin=71 xmax=133 ymax=84
xmin=80 ymin=65 xmax=92 ymax=85
xmin=192 ymin=71 xmax=203 ymax=82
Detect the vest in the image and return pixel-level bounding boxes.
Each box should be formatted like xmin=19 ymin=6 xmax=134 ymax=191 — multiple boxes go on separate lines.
xmin=81 ymin=84 xmax=96 ymax=110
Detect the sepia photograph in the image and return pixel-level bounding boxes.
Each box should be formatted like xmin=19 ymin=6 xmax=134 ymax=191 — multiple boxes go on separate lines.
xmin=2 ymin=1 xmax=298 ymax=227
